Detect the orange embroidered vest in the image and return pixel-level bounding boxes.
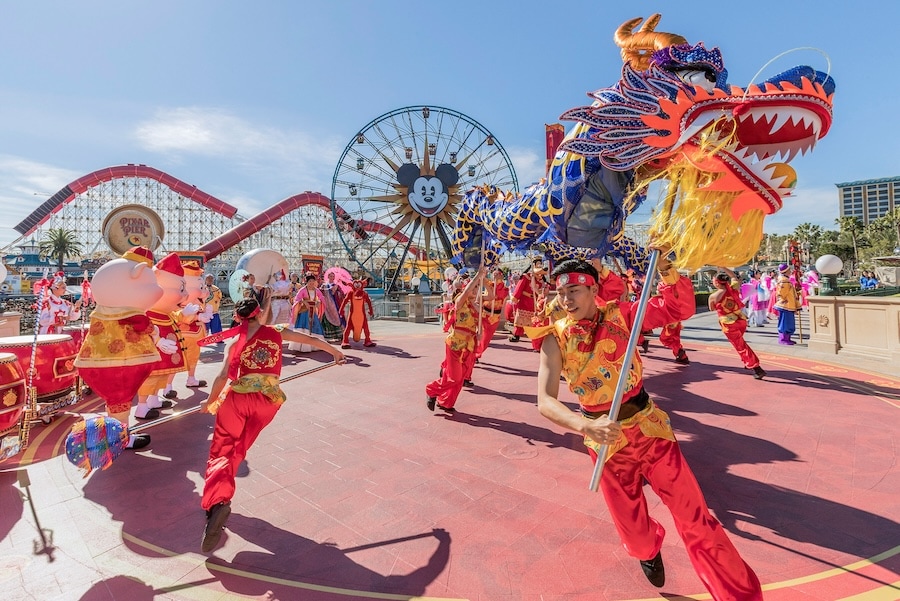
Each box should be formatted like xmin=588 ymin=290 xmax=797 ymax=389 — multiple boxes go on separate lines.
xmin=447 ymin=297 xmax=478 ymax=352
xmin=714 ymin=285 xmax=746 ymax=327
xmin=551 ymin=303 xmax=643 ymax=411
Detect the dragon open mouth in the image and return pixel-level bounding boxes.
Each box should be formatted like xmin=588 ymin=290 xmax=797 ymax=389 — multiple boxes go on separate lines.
xmin=671 ymin=76 xmax=834 ymax=216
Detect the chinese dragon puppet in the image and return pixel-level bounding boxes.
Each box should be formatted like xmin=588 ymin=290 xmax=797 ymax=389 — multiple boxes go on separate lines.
xmin=452 ymin=14 xmax=835 ymax=273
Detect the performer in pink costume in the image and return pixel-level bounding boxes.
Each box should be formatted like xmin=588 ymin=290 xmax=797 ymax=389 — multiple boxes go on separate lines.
xmin=536 ymin=257 xmax=762 ymax=600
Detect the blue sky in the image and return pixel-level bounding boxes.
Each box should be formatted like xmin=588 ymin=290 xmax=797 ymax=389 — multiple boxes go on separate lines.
xmin=1 ymin=1 xmax=896 ymax=250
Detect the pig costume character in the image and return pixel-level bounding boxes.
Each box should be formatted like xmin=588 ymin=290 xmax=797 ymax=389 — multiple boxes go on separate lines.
xmin=136 ymin=252 xmax=188 ymax=420
xmin=174 ymin=259 xmax=212 ymax=390
xmin=74 ymin=247 xmax=163 ymax=450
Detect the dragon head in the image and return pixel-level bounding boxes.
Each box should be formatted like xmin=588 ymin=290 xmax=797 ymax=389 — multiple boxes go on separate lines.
xmin=559 ymin=14 xmax=835 ymax=269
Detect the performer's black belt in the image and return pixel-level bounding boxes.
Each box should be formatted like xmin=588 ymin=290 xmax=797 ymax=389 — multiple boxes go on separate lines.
xmin=482 ymin=307 xmax=503 ymax=314
xmin=272 ymin=296 xmax=290 ymax=300
xmin=581 ymin=388 xmax=650 ymax=421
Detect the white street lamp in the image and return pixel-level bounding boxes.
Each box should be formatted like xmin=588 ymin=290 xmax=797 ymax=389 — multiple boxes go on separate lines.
xmin=815 ymin=254 xmax=844 ymax=296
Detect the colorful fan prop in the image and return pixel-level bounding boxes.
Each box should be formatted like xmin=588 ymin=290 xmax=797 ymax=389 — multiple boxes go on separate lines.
xmin=452 ymin=14 xmax=834 ymax=272
xmin=65 ymin=416 xmax=127 ymax=476
xmin=323 ymin=266 xmax=353 ymax=294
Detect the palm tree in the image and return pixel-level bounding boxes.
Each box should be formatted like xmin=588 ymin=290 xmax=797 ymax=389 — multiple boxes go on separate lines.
xmin=835 ymin=216 xmax=864 ymax=271
xmin=792 ymin=222 xmax=823 ymax=264
xmin=39 ymin=228 xmax=83 ymax=273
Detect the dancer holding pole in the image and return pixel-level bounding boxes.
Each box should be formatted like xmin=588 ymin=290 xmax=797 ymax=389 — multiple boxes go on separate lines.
xmin=535 ymin=254 xmax=761 ymax=598
xmin=198 ymin=297 xmax=346 ymax=552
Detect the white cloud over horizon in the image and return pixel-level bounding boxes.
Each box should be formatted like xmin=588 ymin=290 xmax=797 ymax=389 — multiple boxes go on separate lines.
xmin=0 ymin=156 xmax=82 ymax=250
xmin=759 ymin=185 xmax=841 ymax=234
xmin=134 ymin=107 xmax=345 ymax=198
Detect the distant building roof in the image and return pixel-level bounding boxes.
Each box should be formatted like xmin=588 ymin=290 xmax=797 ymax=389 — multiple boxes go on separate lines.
xmin=835 ymin=176 xmax=900 ymax=187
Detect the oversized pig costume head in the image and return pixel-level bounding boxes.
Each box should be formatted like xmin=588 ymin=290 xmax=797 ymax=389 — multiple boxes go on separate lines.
xmin=151 ymin=252 xmax=187 ymax=314
xmin=90 ymin=246 xmax=163 ymax=312
xmin=180 ymin=259 xmax=207 ymax=306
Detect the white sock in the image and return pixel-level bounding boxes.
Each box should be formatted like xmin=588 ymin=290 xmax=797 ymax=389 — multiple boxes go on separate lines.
xmin=146 ymin=395 xmax=161 ymax=409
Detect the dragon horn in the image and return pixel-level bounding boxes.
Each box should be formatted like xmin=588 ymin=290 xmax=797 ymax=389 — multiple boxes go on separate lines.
xmin=614 ymin=14 xmax=687 ymax=70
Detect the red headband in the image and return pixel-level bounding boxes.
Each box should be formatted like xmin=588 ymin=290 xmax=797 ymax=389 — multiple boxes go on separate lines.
xmin=555 ymin=272 xmax=597 ymax=288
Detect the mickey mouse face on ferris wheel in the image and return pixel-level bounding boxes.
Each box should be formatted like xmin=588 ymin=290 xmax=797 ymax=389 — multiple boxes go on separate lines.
xmin=397 ymin=163 xmax=459 ymax=218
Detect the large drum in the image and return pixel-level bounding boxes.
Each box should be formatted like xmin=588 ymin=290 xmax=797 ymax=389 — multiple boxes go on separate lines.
xmin=0 ymin=335 xmax=79 ymax=402
xmin=63 ymin=325 xmax=88 ymax=349
xmin=0 ymin=352 xmax=26 ymax=435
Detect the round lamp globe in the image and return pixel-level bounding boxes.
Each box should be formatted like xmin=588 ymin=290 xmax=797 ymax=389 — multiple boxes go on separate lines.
xmin=815 ymin=254 xmax=844 ymax=276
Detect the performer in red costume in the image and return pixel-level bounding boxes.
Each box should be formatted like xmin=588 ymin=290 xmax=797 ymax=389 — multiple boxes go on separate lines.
xmin=657 ymin=321 xmax=690 ymax=365
xmin=339 ymin=279 xmax=376 ymax=349
xmin=199 ymin=297 xmax=346 ymax=552
xmin=136 ymin=252 xmax=188 ymax=420
xmin=74 ymin=246 xmax=164 ymax=450
xmin=709 ymin=269 xmax=766 ymax=379
xmin=536 ymin=258 xmax=762 ymax=600
xmin=474 ymin=267 xmax=509 ymax=362
xmin=508 ymin=257 xmax=549 ymax=349
xmin=426 ymin=266 xmax=485 ymax=413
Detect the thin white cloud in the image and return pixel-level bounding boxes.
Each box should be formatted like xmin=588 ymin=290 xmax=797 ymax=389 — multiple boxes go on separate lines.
xmin=133 ymin=107 xmax=343 ymax=194
xmin=507 ymin=147 xmax=545 ymax=189
xmin=0 ymin=156 xmax=82 ymax=249
xmin=762 ymin=186 xmax=840 ymax=234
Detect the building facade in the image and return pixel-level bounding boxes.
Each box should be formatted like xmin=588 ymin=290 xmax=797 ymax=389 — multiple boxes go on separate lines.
xmin=836 ymin=176 xmax=900 ymax=224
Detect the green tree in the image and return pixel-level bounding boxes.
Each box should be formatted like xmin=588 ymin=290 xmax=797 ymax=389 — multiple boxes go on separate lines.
xmin=835 ymin=216 xmax=864 ymax=271
xmin=791 ymin=222 xmax=823 ymax=264
xmin=39 ymin=228 xmax=83 ymax=273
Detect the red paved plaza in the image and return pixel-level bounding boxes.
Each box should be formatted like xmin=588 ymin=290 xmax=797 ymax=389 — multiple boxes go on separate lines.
xmin=2 ymin=315 xmax=898 ymax=600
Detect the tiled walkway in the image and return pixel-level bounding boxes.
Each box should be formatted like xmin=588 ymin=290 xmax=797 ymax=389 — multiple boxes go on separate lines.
xmin=2 ymin=316 xmax=898 ymax=600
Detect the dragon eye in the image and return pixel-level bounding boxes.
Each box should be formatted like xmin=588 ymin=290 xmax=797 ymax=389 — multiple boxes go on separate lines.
xmin=675 ymin=69 xmax=717 ymax=93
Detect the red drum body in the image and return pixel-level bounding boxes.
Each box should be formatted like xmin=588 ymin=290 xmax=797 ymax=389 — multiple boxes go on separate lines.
xmin=0 ymin=352 xmax=26 ymax=435
xmin=0 ymin=335 xmax=78 ymax=402
xmin=63 ymin=325 xmax=87 ymax=349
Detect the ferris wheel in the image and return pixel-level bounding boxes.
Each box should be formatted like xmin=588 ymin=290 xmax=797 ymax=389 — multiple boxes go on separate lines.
xmin=331 ymin=105 xmax=518 ymax=290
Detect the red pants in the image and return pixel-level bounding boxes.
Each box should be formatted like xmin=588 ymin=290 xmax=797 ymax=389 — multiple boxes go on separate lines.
xmin=658 ymin=322 xmax=683 ymax=356
xmin=722 ymin=320 xmax=760 ymax=368
xmin=425 ymin=347 xmax=475 ymax=409
xmin=590 ymin=429 xmax=762 ymax=601
xmin=201 ymin=391 xmax=280 ymax=511
xmin=476 ymin=317 xmax=501 ymax=359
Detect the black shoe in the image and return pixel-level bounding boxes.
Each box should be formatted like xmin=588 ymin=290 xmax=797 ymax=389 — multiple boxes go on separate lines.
xmin=125 ymin=434 xmax=151 ymax=450
xmin=426 ymin=396 xmax=437 ymax=411
xmin=753 ymin=366 xmax=767 ymax=380
xmin=508 ymin=336 xmax=520 ymax=342
xmin=159 ymin=399 xmax=174 ymax=409
xmin=641 ymin=339 xmax=650 ymax=353
xmin=134 ymin=408 xmax=160 ymax=420
xmin=639 ymin=551 xmax=665 ymax=587
xmin=163 ymin=390 xmax=178 ymax=400
xmin=674 ymin=349 xmax=690 ymax=365
xmin=201 ymin=502 xmax=231 ymax=553
xmin=436 ymin=404 xmax=456 ymax=414
xmin=463 ymin=379 xmax=474 ymax=388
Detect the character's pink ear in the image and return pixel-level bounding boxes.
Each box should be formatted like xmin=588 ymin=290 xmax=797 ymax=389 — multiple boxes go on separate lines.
xmin=130 ymin=263 xmax=150 ymax=280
